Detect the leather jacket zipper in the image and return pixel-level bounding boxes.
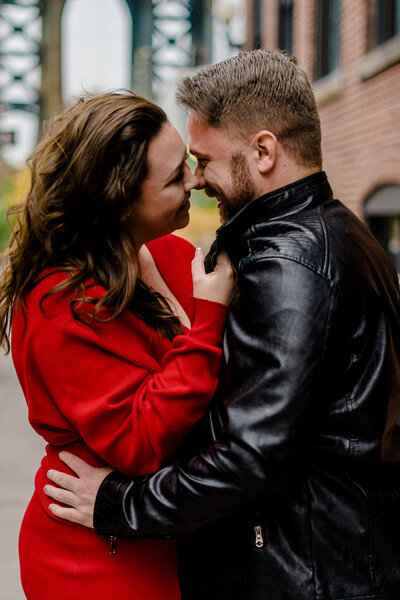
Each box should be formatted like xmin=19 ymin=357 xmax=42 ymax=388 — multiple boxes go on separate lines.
xmin=254 ymin=524 xmax=264 ymax=548
xmin=109 ymin=535 xmax=117 ymax=555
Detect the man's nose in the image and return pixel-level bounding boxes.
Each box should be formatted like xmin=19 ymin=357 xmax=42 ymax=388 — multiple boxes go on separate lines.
xmin=194 ymin=166 xmax=206 ymax=189
xmin=184 ymin=168 xmax=199 ymax=192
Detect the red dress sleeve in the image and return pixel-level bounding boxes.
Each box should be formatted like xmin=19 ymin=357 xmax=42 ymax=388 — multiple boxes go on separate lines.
xmin=13 ymin=273 xmax=227 ymax=477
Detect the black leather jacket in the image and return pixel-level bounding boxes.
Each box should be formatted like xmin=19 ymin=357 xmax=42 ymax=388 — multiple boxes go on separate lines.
xmin=95 ymin=172 xmax=400 ymax=600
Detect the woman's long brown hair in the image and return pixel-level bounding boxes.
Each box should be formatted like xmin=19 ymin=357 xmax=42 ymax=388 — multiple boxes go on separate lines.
xmin=0 ymin=92 xmax=183 ymax=353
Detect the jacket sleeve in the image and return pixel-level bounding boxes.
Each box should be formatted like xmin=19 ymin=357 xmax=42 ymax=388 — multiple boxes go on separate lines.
xmin=25 ymin=293 xmax=227 ymax=476
xmin=93 ymin=256 xmax=334 ymax=537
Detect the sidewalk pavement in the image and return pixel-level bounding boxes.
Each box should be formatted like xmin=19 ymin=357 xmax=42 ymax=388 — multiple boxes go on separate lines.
xmin=0 ymin=351 xmax=43 ymax=600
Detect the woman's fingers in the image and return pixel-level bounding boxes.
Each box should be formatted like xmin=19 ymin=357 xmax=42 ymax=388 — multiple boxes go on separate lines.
xmin=192 ymin=248 xmax=235 ymax=305
xmin=214 ymin=250 xmax=230 ymax=271
xmin=215 ymin=251 xmax=235 ymax=278
xmin=44 ymin=484 xmax=77 ymax=508
xmin=191 ymin=247 xmax=205 ymax=281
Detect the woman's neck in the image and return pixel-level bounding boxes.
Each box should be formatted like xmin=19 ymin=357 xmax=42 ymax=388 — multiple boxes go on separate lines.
xmin=136 ymin=244 xmax=191 ymax=330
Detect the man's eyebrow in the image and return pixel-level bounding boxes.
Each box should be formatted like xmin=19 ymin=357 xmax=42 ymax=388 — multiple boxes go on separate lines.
xmin=189 ymin=148 xmax=211 ymax=159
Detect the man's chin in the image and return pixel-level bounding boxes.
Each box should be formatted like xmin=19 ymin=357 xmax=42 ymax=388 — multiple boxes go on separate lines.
xmin=217 ymin=201 xmax=231 ymax=224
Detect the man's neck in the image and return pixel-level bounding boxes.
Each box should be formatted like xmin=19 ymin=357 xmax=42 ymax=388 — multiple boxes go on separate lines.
xmin=255 ymin=165 xmax=321 ymax=200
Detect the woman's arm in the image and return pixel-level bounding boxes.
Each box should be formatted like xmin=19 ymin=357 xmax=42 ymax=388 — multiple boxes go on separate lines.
xmin=29 ymin=295 xmax=227 ymax=476
xmin=15 ymin=247 xmax=233 ymax=477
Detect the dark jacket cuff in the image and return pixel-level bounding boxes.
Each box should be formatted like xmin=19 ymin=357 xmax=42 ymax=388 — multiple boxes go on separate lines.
xmin=93 ymin=470 xmax=134 ymax=536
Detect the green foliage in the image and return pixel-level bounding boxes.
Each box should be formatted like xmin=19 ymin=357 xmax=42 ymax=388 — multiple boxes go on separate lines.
xmin=190 ymin=187 xmax=217 ymax=209
xmin=0 ymin=192 xmax=12 ymax=252
xmin=0 ymin=167 xmax=28 ymax=252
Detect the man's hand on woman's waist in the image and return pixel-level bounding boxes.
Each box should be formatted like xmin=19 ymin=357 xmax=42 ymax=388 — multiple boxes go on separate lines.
xmin=44 ymin=451 xmax=111 ymax=528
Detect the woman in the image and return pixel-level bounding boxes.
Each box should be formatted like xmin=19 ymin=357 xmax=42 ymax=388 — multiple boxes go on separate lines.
xmin=0 ymin=92 xmax=234 ymax=599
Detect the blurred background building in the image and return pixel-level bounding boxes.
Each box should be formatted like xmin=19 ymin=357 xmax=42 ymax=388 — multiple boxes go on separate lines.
xmin=0 ymin=0 xmax=246 ymax=251
xmin=245 ymin=0 xmax=400 ymax=271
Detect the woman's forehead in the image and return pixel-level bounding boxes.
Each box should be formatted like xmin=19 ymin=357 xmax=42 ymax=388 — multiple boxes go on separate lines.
xmin=146 ymin=123 xmax=186 ymax=179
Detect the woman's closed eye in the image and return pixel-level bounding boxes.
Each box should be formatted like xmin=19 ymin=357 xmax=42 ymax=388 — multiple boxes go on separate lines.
xmin=169 ymin=155 xmax=190 ymax=185
xmin=169 ymin=171 xmax=184 ymax=185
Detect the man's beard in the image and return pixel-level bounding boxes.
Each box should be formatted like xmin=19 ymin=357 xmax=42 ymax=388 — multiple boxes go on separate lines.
xmin=205 ymin=152 xmax=256 ymax=223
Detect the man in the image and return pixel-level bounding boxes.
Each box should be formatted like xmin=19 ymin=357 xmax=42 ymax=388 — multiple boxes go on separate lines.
xmin=45 ymin=50 xmax=400 ymax=600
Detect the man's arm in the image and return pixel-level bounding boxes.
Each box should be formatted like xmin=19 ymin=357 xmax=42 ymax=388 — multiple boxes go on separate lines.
xmin=46 ymin=257 xmax=333 ymax=536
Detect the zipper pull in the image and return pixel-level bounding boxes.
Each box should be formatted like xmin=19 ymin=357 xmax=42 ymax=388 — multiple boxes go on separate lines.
xmin=109 ymin=535 xmax=117 ymax=555
xmin=254 ymin=525 xmax=264 ymax=548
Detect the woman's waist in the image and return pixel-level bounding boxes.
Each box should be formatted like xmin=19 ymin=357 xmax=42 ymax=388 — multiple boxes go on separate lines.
xmin=35 ymin=441 xmax=108 ymax=520
xmin=22 ymin=487 xmax=179 ymax=564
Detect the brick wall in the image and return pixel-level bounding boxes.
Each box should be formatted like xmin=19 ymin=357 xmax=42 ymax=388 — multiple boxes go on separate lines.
xmin=248 ymin=0 xmax=400 ymax=220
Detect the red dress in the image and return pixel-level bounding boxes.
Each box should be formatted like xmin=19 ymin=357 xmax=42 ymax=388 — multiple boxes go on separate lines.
xmin=12 ymin=235 xmax=227 ymax=600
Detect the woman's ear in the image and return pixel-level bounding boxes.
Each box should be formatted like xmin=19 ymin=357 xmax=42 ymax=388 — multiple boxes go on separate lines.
xmin=251 ymin=130 xmax=277 ymax=174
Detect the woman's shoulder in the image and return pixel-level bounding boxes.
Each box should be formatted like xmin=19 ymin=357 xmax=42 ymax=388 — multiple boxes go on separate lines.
xmin=19 ymin=269 xmax=106 ymax=326
xmin=30 ymin=268 xmax=103 ymax=298
xmin=12 ymin=270 xmax=75 ymax=348
xmin=34 ymin=268 xmax=72 ymax=290
xmin=25 ymin=268 xmax=72 ymax=304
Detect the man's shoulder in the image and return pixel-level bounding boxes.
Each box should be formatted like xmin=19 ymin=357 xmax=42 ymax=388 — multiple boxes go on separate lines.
xmin=238 ymin=197 xmax=397 ymax=298
xmin=239 ymin=204 xmax=332 ymax=281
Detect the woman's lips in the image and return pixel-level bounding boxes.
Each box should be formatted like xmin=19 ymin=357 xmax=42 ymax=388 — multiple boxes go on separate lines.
xmin=180 ymin=200 xmax=191 ymax=211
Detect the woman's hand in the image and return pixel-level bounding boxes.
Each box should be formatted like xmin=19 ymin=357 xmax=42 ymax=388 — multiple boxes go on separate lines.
xmin=192 ymin=248 xmax=235 ymax=306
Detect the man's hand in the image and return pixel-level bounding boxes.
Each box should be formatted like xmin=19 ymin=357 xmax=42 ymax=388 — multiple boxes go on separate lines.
xmin=44 ymin=451 xmax=113 ymax=528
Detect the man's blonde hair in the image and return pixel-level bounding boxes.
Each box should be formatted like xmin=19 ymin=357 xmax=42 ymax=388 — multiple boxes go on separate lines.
xmin=176 ymin=50 xmax=322 ymax=168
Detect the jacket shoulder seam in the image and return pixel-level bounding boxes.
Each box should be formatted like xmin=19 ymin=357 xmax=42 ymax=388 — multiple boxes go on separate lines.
xmin=239 ymin=253 xmax=334 ymax=287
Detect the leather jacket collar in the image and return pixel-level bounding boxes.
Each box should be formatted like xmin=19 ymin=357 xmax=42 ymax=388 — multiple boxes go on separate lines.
xmin=206 ymin=171 xmax=333 ymax=271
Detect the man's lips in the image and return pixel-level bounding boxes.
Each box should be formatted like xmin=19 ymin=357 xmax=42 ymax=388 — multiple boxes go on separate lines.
xmin=204 ymin=186 xmax=223 ymax=208
xmin=204 ymin=185 xmax=217 ymax=199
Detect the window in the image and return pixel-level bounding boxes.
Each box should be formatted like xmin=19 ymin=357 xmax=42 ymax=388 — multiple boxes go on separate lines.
xmin=359 ymin=0 xmax=400 ymax=80
xmin=278 ymin=0 xmax=293 ymax=54
xmin=365 ymin=185 xmax=400 ymax=273
xmin=315 ymin=0 xmax=340 ymax=80
xmin=375 ymin=0 xmax=400 ymax=45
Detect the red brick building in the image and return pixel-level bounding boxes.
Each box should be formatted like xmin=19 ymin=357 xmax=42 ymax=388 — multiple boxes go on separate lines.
xmin=244 ymin=0 xmax=400 ymax=270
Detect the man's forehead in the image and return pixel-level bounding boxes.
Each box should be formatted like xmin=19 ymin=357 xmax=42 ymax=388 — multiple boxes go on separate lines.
xmin=187 ymin=117 xmax=231 ymax=157
xmin=187 ymin=129 xmax=211 ymax=158
xmin=187 ymin=116 xmax=209 ymax=139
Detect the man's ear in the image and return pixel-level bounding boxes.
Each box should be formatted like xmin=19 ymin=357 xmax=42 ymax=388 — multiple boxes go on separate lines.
xmin=250 ymin=131 xmax=278 ymax=174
